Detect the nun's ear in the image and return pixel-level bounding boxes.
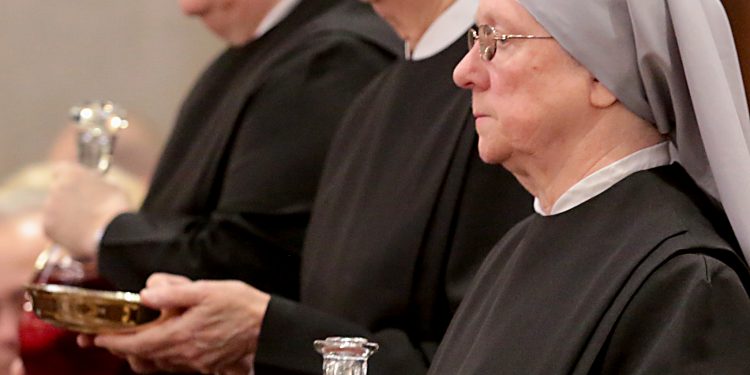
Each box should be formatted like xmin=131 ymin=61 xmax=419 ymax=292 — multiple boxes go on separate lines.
xmin=589 ymin=78 xmax=617 ymax=109
xmin=722 ymin=0 xmax=750 ymax=109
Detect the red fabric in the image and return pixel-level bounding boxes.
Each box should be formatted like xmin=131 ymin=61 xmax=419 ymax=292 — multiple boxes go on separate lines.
xmin=19 ymin=310 xmax=130 ymax=374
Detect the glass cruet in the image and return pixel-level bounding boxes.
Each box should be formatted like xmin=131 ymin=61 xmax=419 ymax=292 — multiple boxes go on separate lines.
xmin=32 ymin=100 xmax=128 ymax=286
xmin=314 ymin=337 xmax=379 ymax=375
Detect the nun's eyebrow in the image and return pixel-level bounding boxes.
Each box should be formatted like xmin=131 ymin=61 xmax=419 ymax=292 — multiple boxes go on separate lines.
xmin=476 ymin=9 xmax=513 ymax=33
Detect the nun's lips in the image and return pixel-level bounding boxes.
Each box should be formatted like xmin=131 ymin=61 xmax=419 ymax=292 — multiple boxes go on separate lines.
xmin=473 ymin=113 xmax=489 ymax=120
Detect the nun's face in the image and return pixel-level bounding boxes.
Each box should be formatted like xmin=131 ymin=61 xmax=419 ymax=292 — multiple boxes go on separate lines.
xmin=453 ymin=0 xmax=595 ymax=173
xmin=179 ymin=0 xmax=278 ymax=45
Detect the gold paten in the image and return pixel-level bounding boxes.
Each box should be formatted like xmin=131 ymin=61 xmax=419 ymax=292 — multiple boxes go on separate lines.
xmin=25 ymin=284 xmax=161 ymax=334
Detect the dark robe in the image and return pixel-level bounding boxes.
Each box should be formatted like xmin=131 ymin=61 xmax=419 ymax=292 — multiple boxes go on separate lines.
xmin=428 ymin=164 xmax=750 ymax=374
xmin=96 ymin=0 xmax=401 ymax=297
xmin=254 ymin=36 xmax=532 ymax=375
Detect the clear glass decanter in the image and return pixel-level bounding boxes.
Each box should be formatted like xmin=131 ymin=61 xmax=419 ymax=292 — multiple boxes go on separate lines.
xmin=314 ymin=337 xmax=379 ymax=375
xmin=33 ymin=99 xmax=128 ymax=286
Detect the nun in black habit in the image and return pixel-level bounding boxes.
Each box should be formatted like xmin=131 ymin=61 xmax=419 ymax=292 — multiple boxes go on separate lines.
xmin=42 ymin=0 xmax=400 ymax=298
xmin=429 ymin=0 xmax=750 ymax=373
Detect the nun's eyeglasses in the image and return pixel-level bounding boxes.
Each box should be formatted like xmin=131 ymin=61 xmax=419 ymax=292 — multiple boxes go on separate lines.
xmin=468 ymin=25 xmax=553 ymax=61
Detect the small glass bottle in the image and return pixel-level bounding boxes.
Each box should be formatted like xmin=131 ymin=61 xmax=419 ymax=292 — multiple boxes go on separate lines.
xmin=33 ymin=99 xmax=128 ymax=286
xmin=314 ymin=337 xmax=379 ymax=375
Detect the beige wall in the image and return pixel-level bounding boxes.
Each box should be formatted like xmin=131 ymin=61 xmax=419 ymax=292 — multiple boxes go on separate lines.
xmin=0 ymin=1 xmax=223 ymax=177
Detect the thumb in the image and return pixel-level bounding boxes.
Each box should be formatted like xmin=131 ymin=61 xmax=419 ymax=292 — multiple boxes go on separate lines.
xmin=140 ymin=282 xmax=204 ymax=310
xmin=146 ymin=272 xmax=192 ymax=288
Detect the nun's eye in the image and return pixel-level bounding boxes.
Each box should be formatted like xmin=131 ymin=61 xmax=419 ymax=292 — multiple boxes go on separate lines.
xmin=470 ymin=24 xmax=554 ymax=61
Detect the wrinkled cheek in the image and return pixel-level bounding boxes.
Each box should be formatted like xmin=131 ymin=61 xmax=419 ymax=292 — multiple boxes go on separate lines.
xmin=496 ymin=109 xmax=538 ymax=154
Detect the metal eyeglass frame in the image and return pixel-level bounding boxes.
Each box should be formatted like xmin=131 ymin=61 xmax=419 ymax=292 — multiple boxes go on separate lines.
xmin=468 ymin=24 xmax=553 ymax=61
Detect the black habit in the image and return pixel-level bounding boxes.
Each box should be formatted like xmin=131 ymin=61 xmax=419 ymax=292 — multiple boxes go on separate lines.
xmin=96 ymin=0 xmax=401 ymax=297
xmin=254 ymin=36 xmax=532 ymax=374
xmin=428 ymin=164 xmax=750 ymax=374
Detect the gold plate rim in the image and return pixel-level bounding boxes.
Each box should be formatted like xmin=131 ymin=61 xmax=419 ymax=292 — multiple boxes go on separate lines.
xmin=25 ymin=283 xmax=161 ymax=334
xmin=25 ymin=283 xmax=143 ymax=303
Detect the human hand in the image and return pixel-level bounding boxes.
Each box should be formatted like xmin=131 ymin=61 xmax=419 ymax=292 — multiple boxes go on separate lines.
xmin=94 ymin=274 xmax=270 ymax=374
xmin=79 ymin=274 xmax=257 ymax=374
xmin=77 ymin=274 xmax=191 ymax=348
xmin=43 ymin=162 xmax=131 ymax=260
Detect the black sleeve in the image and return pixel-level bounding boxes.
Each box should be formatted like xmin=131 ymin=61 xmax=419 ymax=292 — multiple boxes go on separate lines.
xmin=98 ymin=32 xmax=395 ymax=296
xmin=592 ymin=253 xmax=750 ymax=374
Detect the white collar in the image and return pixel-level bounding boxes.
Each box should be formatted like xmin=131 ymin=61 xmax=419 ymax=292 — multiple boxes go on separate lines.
xmin=534 ymin=142 xmax=672 ymax=216
xmin=255 ymin=0 xmax=302 ymax=38
xmin=406 ymin=0 xmax=478 ymax=61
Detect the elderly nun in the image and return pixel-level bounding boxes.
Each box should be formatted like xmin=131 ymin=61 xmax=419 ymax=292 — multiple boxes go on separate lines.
xmin=428 ymin=0 xmax=750 ymax=373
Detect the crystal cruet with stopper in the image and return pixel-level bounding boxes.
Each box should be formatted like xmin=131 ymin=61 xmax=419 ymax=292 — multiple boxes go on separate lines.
xmin=314 ymin=337 xmax=379 ymax=375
